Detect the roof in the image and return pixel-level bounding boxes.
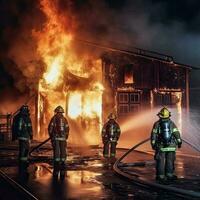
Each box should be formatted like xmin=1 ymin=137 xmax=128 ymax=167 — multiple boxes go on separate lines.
xmin=75 ymin=39 xmax=200 ymax=70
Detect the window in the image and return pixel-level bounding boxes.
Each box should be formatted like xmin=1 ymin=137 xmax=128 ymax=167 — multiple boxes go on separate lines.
xmin=117 ymin=92 xmax=141 ymax=115
xmin=124 ymin=65 xmax=134 ymax=84
xmin=119 ymin=93 xmax=129 ymax=103
xmin=119 ymin=105 xmax=129 ymax=114
xmin=130 ymin=93 xmax=140 ymax=103
xmin=130 ymin=104 xmax=140 ymax=113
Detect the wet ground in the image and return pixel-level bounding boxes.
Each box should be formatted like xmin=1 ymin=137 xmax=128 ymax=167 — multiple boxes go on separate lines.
xmin=0 ymin=141 xmax=199 ymax=200
xmin=120 ymin=150 xmax=200 ymax=192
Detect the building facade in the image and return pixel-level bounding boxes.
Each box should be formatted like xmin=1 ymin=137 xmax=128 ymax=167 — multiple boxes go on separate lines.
xmin=101 ymin=50 xmax=191 ymax=119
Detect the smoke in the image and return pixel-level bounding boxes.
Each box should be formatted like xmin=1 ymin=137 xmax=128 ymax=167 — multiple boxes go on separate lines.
xmin=55 ymin=0 xmax=200 ymax=100
xmin=181 ymin=109 xmax=200 ymax=152
xmin=1 ymin=0 xmax=200 ymax=121
xmin=51 ymin=0 xmax=200 ymax=64
xmin=0 ymin=0 xmax=46 ymax=112
xmin=1 ymin=0 xmax=200 ymax=91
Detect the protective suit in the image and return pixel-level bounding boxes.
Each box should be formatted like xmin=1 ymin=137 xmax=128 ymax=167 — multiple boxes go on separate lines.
xmin=150 ymin=107 xmax=182 ymax=182
xmin=102 ymin=113 xmax=121 ymax=158
xmin=12 ymin=105 xmax=33 ymax=168
xmin=48 ymin=106 xmax=69 ymax=179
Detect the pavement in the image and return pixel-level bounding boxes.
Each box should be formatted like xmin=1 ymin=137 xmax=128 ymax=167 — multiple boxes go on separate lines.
xmin=0 ymin=141 xmax=199 ymax=200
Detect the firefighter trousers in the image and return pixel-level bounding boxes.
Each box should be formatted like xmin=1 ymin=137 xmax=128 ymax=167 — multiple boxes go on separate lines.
xmin=18 ymin=139 xmax=30 ymax=163
xmin=52 ymin=140 xmax=67 ymax=174
xmin=155 ymin=151 xmax=176 ymax=178
xmin=103 ymin=141 xmax=117 ymax=158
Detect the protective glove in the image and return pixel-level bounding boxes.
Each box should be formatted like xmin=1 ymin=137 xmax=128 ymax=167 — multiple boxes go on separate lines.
xmin=152 ymin=145 xmax=156 ymax=150
xmin=178 ymin=142 xmax=182 ymax=148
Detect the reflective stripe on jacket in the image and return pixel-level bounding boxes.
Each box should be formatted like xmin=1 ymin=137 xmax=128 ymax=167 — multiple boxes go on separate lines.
xmin=150 ymin=119 xmax=182 ymax=151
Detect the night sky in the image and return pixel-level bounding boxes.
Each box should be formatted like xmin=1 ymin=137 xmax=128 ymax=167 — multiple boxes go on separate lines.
xmin=0 ymin=0 xmax=200 ymax=107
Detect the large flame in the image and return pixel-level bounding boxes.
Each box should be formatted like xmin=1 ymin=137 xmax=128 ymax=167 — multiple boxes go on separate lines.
xmin=68 ymin=83 xmax=103 ymax=119
xmin=35 ymin=0 xmax=103 ymax=144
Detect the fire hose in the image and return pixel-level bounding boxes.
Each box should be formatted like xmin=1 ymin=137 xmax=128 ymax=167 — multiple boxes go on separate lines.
xmin=113 ymin=138 xmax=200 ymax=199
xmin=29 ymin=137 xmax=51 ymax=158
xmin=29 ymin=136 xmax=200 ymax=198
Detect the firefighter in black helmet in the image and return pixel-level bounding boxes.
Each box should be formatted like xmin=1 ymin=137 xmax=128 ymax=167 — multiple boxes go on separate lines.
xmin=102 ymin=113 xmax=121 ymax=158
xmin=48 ymin=106 xmax=69 ymax=179
xmin=150 ymin=107 xmax=182 ymax=183
xmin=12 ymin=105 xmax=33 ymax=169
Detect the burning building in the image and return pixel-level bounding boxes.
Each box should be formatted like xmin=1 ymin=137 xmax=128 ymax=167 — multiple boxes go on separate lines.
xmin=101 ymin=49 xmax=192 ymax=119
xmin=0 ymin=0 xmax=195 ymax=145
xmin=34 ymin=43 xmax=193 ymax=143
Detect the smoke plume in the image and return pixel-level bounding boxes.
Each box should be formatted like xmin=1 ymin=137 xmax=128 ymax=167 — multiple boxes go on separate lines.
xmin=1 ymin=0 xmax=200 ymax=112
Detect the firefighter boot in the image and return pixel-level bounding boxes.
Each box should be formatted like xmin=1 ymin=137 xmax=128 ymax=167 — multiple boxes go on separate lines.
xmin=156 ymin=175 xmax=168 ymax=184
xmin=53 ymin=162 xmax=59 ymax=179
xmin=60 ymin=161 xmax=66 ymax=180
xmin=166 ymin=174 xmax=178 ymax=181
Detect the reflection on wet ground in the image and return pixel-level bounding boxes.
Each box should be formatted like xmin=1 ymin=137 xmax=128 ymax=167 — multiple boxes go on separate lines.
xmin=119 ymin=144 xmax=200 ymax=194
xmin=0 ymin=144 xmax=199 ymax=200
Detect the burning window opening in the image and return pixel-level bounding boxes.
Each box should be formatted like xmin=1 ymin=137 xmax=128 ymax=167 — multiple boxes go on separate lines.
xmin=37 ymin=60 xmax=104 ymax=145
xmin=124 ymin=65 xmax=134 ymax=84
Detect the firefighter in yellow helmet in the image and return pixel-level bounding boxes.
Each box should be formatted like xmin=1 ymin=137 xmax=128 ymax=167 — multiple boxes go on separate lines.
xmin=48 ymin=106 xmax=69 ymax=180
xmin=102 ymin=113 xmax=121 ymax=158
xmin=150 ymin=107 xmax=182 ymax=183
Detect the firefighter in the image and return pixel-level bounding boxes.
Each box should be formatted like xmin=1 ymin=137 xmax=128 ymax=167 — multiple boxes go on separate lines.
xmin=12 ymin=105 xmax=33 ymax=169
xmin=48 ymin=106 xmax=69 ymax=179
xmin=150 ymin=107 xmax=182 ymax=183
xmin=102 ymin=113 xmax=121 ymax=158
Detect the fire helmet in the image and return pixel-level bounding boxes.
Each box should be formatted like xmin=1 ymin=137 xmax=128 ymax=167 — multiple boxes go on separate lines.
xmin=20 ymin=105 xmax=30 ymax=114
xmin=54 ymin=106 xmax=64 ymax=113
xmin=157 ymin=107 xmax=171 ymax=119
xmin=108 ymin=113 xmax=117 ymax=120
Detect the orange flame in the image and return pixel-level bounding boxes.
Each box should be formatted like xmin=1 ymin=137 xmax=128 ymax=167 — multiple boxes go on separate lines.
xmin=35 ymin=0 xmax=103 ymax=144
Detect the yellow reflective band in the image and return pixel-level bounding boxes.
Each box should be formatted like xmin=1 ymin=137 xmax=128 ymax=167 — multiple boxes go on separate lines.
xmin=55 ymin=137 xmax=66 ymax=141
xmin=151 ymin=140 xmax=155 ymax=144
xmin=54 ymin=158 xmax=61 ymax=161
xmin=18 ymin=137 xmax=29 ymax=141
xmin=153 ymin=129 xmax=157 ymax=133
xmin=160 ymin=147 xmax=176 ymax=152
xmin=172 ymin=128 xmax=179 ymax=132
xmin=177 ymin=139 xmax=181 ymax=142
xmin=20 ymin=157 xmax=28 ymax=161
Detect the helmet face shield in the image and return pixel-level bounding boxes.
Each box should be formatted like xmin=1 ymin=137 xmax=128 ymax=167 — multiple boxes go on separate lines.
xmin=158 ymin=107 xmax=171 ymax=119
xmin=54 ymin=106 xmax=64 ymax=113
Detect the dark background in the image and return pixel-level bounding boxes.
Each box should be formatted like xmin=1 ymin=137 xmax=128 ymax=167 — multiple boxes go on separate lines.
xmin=0 ymin=0 xmax=200 ymax=108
